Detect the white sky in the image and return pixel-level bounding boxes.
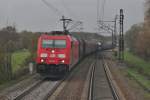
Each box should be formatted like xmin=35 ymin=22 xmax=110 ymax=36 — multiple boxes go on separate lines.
xmin=0 ymin=0 xmax=145 ymax=32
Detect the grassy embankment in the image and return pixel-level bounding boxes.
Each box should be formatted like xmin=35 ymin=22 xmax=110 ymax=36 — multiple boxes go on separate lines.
xmin=12 ymin=50 xmax=30 ymax=73
xmin=124 ymin=51 xmax=150 ymax=91
xmin=0 ymin=50 xmax=30 ymax=90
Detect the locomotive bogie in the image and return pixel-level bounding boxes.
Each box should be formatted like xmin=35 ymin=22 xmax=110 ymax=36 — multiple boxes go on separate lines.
xmin=36 ymin=64 xmax=69 ymax=77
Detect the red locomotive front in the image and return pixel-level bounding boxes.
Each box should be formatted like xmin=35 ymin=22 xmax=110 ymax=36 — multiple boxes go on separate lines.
xmin=36 ymin=33 xmax=79 ymax=77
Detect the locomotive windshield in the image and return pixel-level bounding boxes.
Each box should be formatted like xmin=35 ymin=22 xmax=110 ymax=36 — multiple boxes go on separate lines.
xmin=55 ymin=40 xmax=66 ymax=48
xmin=42 ymin=40 xmax=66 ymax=48
xmin=42 ymin=40 xmax=53 ymax=48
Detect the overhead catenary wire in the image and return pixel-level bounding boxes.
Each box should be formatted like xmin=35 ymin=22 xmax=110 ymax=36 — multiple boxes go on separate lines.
xmin=60 ymin=0 xmax=78 ymax=20
xmin=41 ymin=0 xmax=63 ymax=17
xmin=97 ymin=0 xmax=108 ymax=34
xmin=41 ymin=0 xmax=83 ymax=32
xmin=70 ymin=26 xmax=83 ymax=32
xmin=68 ymin=21 xmax=83 ymax=31
xmin=97 ymin=0 xmax=106 ymax=22
xmin=101 ymin=0 xmax=106 ymax=21
xmin=97 ymin=0 xmax=106 ymax=30
xmin=59 ymin=0 xmax=83 ymax=32
xmin=97 ymin=0 xmax=100 ymax=22
xmin=97 ymin=0 xmax=100 ymax=33
xmin=41 ymin=0 xmax=72 ymax=31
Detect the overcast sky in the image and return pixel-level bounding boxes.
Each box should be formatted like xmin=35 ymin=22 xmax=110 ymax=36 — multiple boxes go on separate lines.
xmin=0 ymin=0 xmax=145 ymax=32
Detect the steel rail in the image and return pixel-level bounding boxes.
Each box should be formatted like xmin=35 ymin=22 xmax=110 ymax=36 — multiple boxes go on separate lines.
xmin=43 ymin=78 xmax=65 ymax=100
xmin=14 ymin=78 xmax=45 ymax=100
xmin=47 ymin=57 xmax=93 ymax=100
xmin=88 ymin=60 xmax=96 ymax=100
xmin=102 ymin=57 xmax=126 ymax=100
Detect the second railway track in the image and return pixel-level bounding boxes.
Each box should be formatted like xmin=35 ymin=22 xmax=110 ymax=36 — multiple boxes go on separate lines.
xmin=102 ymin=57 xmax=126 ymax=100
xmin=89 ymin=52 xmax=126 ymax=100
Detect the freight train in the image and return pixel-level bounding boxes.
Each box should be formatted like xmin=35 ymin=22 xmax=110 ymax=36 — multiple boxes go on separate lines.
xmin=36 ymin=31 xmax=100 ymax=77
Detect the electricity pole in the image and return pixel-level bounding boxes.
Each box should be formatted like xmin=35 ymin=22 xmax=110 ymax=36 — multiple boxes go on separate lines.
xmin=5 ymin=43 xmax=13 ymax=80
xmin=114 ymin=15 xmax=118 ymax=47
xmin=119 ymin=9 xmax=124 ymax=61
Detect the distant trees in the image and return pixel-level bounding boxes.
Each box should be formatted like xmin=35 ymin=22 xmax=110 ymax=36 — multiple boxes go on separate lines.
xmin=125 ymin=24 xmax=150 ymax=59
xmin=125 ymin=0 xmax=150 ymax=60
xmin=125 ymin=24 xmax=143 ymax=53
xmin=19 ymin=31 xmax=40 ymax=61
xmin=0 ymin=26 xmax=40 ymax=82
xmin=135 ymin=0 xmax=150 ymax=59
xmin=0 ymin=26 xmax=18 ymax=81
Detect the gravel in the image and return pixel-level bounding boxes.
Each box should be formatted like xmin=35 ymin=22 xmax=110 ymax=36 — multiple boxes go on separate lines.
xmin=21 ymin=80 xmax=58 ymax=100
xmin=48 ymin=55 xmax=94 ymax=100
xmin=103 ymin=51 xmax=149 ymax=100
xmin=0 ymin=74 xmax=42 ymax=100
xmin=92 ymin=58 xmax=114 ymax=100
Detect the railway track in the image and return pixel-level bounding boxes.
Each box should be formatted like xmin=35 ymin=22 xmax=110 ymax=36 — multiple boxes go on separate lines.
xmin=102 ymin=56 xmax=126 ymax=100
xmin=9 ymin=55 xmax=94 ymax=100
xmin=15 ymin=80 xmax=59 ymax=100
xmin=88 ymin=53 xmax=126 ymax=100
xmin=0 ymin=74 xmax=63 ymax=100
xmin=87 ymin=58 xmax=96 ymax=100
xmin=46 ymin=53 xmax=125 ymax=100
xmin=48 ymin=55 xmax=94 ymax=100
xmin=0 ymin=55 xmax=93 ymax=100
xmin=14 ymin=79 xmax=44 ymax=100
xmin=103 ymin=59 xmax=122 ymax=100
xmin=0 ymin=53 xmax=125 ymax=100
xmin=0 ymin=74 xmax=43 ymax=100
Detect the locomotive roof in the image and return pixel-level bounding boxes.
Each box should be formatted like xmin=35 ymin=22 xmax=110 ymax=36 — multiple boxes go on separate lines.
xmin=39 ymin=31 xmax=79 ymax=42
xmin=44 ymin=31 xmax=69 ymax=35
xmin=40 ymin=33 xmax=78 ymax=42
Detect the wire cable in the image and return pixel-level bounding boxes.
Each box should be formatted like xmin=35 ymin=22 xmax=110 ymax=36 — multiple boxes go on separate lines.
xmin=41 ymin=0 xmax=63 ymax=17
xmin=60 ymin=0 xmax=78 ymax=20
xmin=97 ymin=0 xmax=100 ymax=22
xmin=101 ymin=0 xmax=106 ymax=21
xmin=68 ymin=21 xmax=83 ymax=31
xmin=41 ymin=0 xmax=83 ymax=32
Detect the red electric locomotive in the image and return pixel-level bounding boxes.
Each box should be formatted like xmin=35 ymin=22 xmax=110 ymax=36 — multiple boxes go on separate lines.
xmin=36 ymin=31 xmax=79 ymax=77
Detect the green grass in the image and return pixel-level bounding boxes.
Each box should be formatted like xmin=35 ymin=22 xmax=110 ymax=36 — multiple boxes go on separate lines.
xmin=12 ymin=51 xmax=30 ymax=73
xmin=124 ymin=51 xmax=150 ymax=76
xmin=124 ymin=51 xmax=150 ymax=90
xmin=127 ymin=69 xmax=150 ymax=89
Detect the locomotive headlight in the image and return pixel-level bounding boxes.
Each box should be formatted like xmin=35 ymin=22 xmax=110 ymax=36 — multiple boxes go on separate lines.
xmin=51 ymin=50 xmax=55 ymax=53
xmin=41 ymin=59 xmax=44 ymax=63
xmin=58 ymin=54 xmax=66 ymax=58
xmin=40 ymin=53 xmax=48 ymax=58
xmin=61 ymin=60 xmax=65 ymax=63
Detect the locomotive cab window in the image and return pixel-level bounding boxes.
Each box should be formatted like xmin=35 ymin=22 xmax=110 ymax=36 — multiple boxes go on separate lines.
xmin=42 ymin=40 xmax=53 ymax=48
xmin=55 ymin=40 xmax=66 ymax=48
xmin=42 ymin=40 xmax=66 ymax=48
